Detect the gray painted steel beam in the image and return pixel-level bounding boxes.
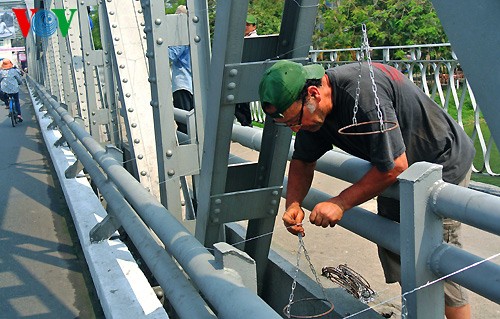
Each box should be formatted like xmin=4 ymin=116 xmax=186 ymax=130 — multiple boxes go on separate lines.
xmin=398 ymin=163 xmax=445 ymax=319
xmin=430 ymin=243 xmax=500 ymax=304
xmin=29 ymin=77 xmax=282 ymax=319
xmin=431 ymin=1 xmax=500 ymax=150
xmin=101 ymin=0 xmax=160 ymax=200
xmin=430 ymin=181 xmax=500 ymax=236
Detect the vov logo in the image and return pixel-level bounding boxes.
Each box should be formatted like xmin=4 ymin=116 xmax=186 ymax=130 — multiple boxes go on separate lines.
xmin=12 ymin=8 xmax=77 ymax=38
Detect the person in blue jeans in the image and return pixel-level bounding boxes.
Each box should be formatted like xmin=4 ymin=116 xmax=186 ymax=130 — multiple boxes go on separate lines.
xmin=0 ymin=58 xmax=23 ymax=121
xmin=168 ymin=5 xmax=193 ymax=133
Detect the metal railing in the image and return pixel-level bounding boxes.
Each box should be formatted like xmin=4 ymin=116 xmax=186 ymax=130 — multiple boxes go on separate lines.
xmin=27 ymin=76 xmax=282 ymax=319
xmin=22 ymin=0 xmax=500 ymax=317
xmin=231 ymin=125 xmax=500 ymax=317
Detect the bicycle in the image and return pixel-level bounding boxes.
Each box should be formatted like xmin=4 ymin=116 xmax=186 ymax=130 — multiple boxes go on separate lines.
xmin=8 ymin=94 xmax=18 ymax=127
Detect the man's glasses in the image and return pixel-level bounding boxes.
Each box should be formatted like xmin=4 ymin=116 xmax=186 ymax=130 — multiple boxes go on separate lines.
xmin=274 ymin=96 xmax=306 ymax=129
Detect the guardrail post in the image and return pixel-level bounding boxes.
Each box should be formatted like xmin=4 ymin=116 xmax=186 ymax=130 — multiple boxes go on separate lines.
xmin=214 ymin=242 xmax=257 ymax=293
xmin=398 ymin=162 xmax=445 ymax=318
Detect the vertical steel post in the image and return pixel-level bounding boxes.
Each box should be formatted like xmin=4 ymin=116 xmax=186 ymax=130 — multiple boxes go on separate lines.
xmin=398 ymin=162 xmax=445 ymax=319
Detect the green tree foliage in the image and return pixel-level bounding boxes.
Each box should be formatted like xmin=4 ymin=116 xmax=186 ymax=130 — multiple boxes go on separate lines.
xmin=314 ymin=0 xmax=447 ymax=51
xmin=167 ymin=0 xmax=447 ymax=51
xmin=90 ymin=11 xmax=102 ymax=50
xmin=247 ymin=0 xmax=284 ymax=35
xmin=165 ymin=0 xmax=187 ymax=14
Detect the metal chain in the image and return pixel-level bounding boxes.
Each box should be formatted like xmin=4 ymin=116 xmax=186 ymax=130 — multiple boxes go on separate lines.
xmin=352 ymin=48 xmax=364 ymax=125
xmin=285 ymin=234 xmax=330 ymax=318
xmin=361 ymin=23 xmax=385 ymax=131
xmin=300 ymin=235 xmax=328 ymax=300
xmin=285 ymin=234 xmax=303 ymax=318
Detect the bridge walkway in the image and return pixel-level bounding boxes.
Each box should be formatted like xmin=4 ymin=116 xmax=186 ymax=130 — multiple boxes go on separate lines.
xmin=0 ymin=83 xmax=104 ymax=318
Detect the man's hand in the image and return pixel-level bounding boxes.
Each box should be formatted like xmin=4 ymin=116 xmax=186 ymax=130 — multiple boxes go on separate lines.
xmin=309 ymin=197 xmax=346 ymax=228
xmin=282 ymin=203 xmax=305 ymax=236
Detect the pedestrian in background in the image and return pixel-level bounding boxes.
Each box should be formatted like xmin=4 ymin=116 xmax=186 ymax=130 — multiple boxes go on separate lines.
xmin=0 ymin=58 xmax=23 ymax=121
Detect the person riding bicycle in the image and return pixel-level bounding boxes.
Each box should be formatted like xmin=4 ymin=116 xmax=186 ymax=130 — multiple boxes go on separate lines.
xmin=0 ymin=58 xmax=23 ymax=122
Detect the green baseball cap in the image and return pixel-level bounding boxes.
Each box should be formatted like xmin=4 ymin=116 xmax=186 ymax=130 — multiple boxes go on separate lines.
xmin=246 ymin=15 xmax=256 ymax=24
xmin=259 ymin=60 xmax=325 ymax=118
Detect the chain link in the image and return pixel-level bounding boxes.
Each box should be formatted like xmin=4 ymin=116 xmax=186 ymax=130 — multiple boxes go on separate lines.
xmin=285 ymin=234 xmax=329 ymax=318
xmin=285 ymin=234 xmax=303 ymax=318
xmin=361 ymin=24 xmax=385 ymax=131
xmin=300 ymin=235 xmax=328 ymax=299
xmin=352 ymin=24 xmax=385 ymax=132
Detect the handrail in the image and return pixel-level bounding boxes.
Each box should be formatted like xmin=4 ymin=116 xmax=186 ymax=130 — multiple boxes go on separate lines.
xmin=230 ymin=123 xmax=500 ymax=306
xmin=28 ymin=76 xmax=282 ymax=319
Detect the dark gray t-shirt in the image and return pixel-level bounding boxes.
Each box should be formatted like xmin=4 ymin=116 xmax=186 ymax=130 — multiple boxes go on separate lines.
xmin=292 ymin=63 xmax=475 ymax=184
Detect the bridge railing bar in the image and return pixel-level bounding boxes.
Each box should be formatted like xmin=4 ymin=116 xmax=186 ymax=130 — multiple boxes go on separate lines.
xmin=27 ymin=76 xmax=282 ymax=319
xmin=229 ymin=123 xmax=500 ymax=316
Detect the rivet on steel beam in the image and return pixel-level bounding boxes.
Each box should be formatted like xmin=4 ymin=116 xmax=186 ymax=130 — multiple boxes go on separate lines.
xmin=122 ymin=78 xmax=128 ymax=83
xmin=131 ymin=123 xmax=137 ymax=128
xmin=119 ymin=64 xmax=125 ymax=68
xmin=148 ymin=77 xmax=156 ymax=83
xmin=117 ymin=51 xmax=122 ymax=55
xmin=137 ymin=154 xmax=144 ymax=159
xmin=156 ymin=38 xmax=163 ymax=45
xmin=167 ymin=170 xmax=175 ymax=176
xmin=112 ymin=24 xmax=117 ymax=28
xmin=268 ymin=209 xmax=275 ymax=215
xmin=194 ymin=36 xmax=201 ymax=43
xmin=140 ymin=22 xmax=145 ymax=26
xmin=150 ymin=101 xmax=159 ymax=107
xmin=128 ymin=108 xmax=134 ymax=112
xmin=192 ymin=16 xmax=199 ymax=23
xmin=227 ymin=82 xmax=236 ymax=89
xmin=214 ymin=208 xmax=221 ymax=214
xmin=140 ymin=171 xmax=147 ymax=176
xmin=125 ymin=93 xmax=131 ymax=98
xmin=134 ymin=139 xmax=140 ymax=144
xmin=92 ymin=112 xmax=96 ymax=115
xmin=155 ymin=19 xmax=161 ymax=25
xmin=226 ymin=95 xmax=234 ymax=102
xmin=272 ymin=190 xmax=279 ymax=196
xmin=166 ymin=150 xmax=173 ymax=157
xmin=271 ymin=200 xmax=278 ymax=206
xmin=114 ymin=37 xmax=120 ymax=41
xmin=92 ymin=121 xmax=96 ymax=125
xmin=109 ymin=11 xmax=115 ymax=15
xmin=229 ymin=69 xmax=238 ymax=76
xmin=214 ymin=199 xmax=222 ymax=205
